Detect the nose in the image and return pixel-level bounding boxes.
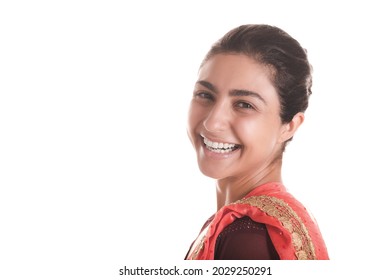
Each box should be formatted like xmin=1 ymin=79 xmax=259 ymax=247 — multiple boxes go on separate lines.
xmin=203 ymin=102 xmax=229 ymax=133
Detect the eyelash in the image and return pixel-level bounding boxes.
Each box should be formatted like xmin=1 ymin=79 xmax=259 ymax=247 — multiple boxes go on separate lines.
xmin=194 ymin=91 xmax=256 ymax=111
xmin=234 ymin=101 xmax=255 ymax=110
xmin=194 ymin=91 xmax=214 ymax=101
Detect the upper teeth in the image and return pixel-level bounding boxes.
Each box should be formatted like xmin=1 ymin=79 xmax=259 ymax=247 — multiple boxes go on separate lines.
xmin=203 ymin=137 xmax=237 ymax=149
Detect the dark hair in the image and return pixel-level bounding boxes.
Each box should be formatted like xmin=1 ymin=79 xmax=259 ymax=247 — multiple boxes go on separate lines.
xmin=202 ymin=24 xmax=312 ymax=124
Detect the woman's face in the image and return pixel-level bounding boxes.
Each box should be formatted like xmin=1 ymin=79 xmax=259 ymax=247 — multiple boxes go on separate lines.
xmin=187 ymin=54 xmax=290 ymax=180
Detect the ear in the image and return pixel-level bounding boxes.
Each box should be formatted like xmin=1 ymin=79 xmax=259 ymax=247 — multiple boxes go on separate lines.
xmin=278 ymin=112 xmax=305 ymax=143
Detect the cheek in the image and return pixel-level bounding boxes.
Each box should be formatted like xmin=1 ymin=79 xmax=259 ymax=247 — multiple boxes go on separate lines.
xmin=235 ymin=117 xmax=281 ymax=148
xmin=187 ymin=102 xmax=203 ymax=137
xmin=187 ymin=102 xmax=197 ymax=128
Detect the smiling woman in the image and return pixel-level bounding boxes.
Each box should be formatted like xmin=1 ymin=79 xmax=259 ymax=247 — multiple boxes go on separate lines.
xmin=185 ymin=24 xmax=329 ymax=260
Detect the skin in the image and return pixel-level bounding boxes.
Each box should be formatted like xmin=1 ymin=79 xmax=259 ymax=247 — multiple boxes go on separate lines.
xmin=187 ymin=54 xmax=304 ymax=210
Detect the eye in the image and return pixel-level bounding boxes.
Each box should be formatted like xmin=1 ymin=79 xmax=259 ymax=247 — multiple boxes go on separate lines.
xmin=235 ymin=101 xmax=255 ymax=110
xmin=194 ymin=91 xmax=214 ymax=101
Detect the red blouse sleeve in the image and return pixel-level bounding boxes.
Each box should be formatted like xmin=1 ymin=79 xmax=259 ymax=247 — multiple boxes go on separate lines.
xmin=214 ymin=216 xmax=280 ymax=260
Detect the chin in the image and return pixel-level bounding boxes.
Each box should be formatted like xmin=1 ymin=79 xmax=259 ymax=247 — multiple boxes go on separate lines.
xmin=198 ymin=165 xmax=227 ymax=180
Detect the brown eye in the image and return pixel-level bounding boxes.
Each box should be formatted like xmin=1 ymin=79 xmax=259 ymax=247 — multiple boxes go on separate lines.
xmin=235 ymin=101 xmax=254 ymax=109
xmin=194 ymin=91 xmax=214 ymax=101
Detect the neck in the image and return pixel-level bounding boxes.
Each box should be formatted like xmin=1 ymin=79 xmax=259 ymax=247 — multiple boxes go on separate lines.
xmin=215 ymin=160 xmax=282 ymax=210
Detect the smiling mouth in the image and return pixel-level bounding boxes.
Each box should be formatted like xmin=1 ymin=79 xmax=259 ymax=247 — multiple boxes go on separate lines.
xmin=203 ymin=137 xmax=241 ymax=154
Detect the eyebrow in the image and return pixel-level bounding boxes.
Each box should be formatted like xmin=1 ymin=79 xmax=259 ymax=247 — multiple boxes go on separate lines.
xmin=196 ymin=80 xmax=267 ymax=104
xmin=197 ymin=80 xmax=217 ymax=93
xmin=229 ymin=89 xmax=267 ymax=104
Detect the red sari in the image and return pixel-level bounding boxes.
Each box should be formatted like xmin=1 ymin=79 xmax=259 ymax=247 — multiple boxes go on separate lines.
xmin=186 ymin=182 xmax=329 ymax=260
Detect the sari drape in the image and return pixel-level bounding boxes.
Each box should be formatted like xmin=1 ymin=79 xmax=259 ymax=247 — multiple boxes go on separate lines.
xmin=186 ymin=182 xmax=329 ymax=260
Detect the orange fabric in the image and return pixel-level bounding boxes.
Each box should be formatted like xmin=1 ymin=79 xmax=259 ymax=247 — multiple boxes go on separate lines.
xmin=188 ymin=182 xmax=329 ymax=260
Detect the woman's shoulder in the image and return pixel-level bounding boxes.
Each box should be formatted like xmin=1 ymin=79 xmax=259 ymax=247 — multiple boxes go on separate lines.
xmin=214 ymin=216 xmax=279 ymax=260
xmin=214 ymin=183 xmax=329 ymax=260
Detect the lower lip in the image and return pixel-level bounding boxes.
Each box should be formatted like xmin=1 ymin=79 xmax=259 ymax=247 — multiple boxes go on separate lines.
xmin=201 ymin=143 xmax=240 ymax=159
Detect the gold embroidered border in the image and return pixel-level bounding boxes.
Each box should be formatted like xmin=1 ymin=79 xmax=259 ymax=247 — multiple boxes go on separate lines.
xmin=234 ymin=195 xmax=317 ymax=260
xmin=187 ymin=235 xmax=205 ymax=260
xmin=187 ymin=224 xmax=210 ymax=260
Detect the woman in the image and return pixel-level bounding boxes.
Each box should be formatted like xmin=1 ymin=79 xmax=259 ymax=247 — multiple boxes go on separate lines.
xmin=185 ymin=24 xmax=329 ymax=260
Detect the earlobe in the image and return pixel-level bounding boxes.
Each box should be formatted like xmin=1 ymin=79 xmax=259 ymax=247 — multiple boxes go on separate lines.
xmin=279 ymin=113 xmax=305 ymax=143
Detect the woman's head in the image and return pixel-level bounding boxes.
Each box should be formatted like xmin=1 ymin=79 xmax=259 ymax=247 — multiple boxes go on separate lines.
xmin=202 ymin=24 xmax=312 ymax=125
xmin=187 ymin=24 xmax=310 ymax=181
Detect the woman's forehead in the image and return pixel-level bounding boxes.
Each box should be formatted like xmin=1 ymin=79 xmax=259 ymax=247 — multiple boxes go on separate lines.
xmin=198 ymin=54 xmax=276 ymax=95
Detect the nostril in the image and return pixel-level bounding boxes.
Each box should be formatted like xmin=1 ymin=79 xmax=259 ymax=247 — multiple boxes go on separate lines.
xmin=203 ymin=116 xmax=227 ymax=133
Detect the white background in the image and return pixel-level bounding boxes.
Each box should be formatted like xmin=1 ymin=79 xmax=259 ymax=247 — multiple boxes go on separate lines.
xmin=1 ymin=0 xmax=389 ymax=279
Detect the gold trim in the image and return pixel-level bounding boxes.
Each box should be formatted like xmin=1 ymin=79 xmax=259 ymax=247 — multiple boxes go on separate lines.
xmin=187 ymin=235 xmax=205 ymax=260
xmin=234 ymin=195 xmax=317 ymax=260
xmin=187 ymin=224 xmax=210 ymax=260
